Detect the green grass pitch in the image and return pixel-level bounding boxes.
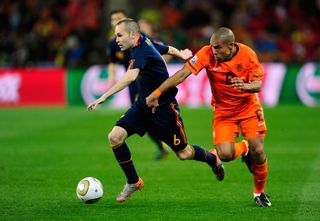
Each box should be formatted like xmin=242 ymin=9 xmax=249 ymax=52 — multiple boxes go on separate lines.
xmin=0 ymin=105 xmax=319 ymax=220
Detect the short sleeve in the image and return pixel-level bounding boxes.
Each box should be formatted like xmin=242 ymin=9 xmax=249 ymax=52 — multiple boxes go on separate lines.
xmin=185 ymin=46 xmax=210 ymax=75
xmin=247 ymin=48 xmax=263 ymax=81
xmin=153 ymin=41 xmax=169 ymax=55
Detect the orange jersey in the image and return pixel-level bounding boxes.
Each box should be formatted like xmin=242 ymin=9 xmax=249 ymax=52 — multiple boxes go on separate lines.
xmin=186 ymin=43 xmax=263 ymax=117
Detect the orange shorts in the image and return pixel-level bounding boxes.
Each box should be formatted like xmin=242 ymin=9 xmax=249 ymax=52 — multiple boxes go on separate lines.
xmin=213 ymin=107 xmax=267 ymax=145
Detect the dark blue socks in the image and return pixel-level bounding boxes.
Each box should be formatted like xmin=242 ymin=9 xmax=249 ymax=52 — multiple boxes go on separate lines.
xmin=112 ymin=142 xmax=139 ymax=184
xmin=192 ymin=145 xmax=216 ymax=167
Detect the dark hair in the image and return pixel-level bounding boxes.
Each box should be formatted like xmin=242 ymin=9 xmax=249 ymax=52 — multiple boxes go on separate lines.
xmin=109 ymin=9 xmax=127 ymax=17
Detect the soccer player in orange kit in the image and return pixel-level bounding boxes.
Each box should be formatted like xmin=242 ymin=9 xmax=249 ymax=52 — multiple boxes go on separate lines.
xmin=146 ymin=27 xmax=271 ymax=207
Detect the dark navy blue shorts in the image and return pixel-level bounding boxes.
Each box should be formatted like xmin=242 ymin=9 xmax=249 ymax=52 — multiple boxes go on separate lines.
xmin=116 ymin=101 xmax=188 ymax=152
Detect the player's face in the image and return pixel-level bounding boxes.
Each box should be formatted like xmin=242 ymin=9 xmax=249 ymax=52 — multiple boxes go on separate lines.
xmin=211 ymin=40 xmax=233 ymax=61
xmin=111 ymin=12 xmax=126 ymax=28
xmin=115 ymin=23 xmax=133 ymax=51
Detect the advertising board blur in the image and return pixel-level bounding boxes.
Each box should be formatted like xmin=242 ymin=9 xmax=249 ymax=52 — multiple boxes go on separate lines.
xmin=77 ymin=63 xmax=320 ymax=107
xmin=0 ymin=68 xmax=66 ymax=106
xmin=0 ymin=63 xmax=319 ymax=107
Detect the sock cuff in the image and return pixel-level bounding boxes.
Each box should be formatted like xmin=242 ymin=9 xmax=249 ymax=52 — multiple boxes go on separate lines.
xmin=253 ymin=159 xmax=268 ymax=174
xmin=233 ymin=140 xmax=247 ymax=160
xmin=254 ymin=158 xmax=267 ymax=167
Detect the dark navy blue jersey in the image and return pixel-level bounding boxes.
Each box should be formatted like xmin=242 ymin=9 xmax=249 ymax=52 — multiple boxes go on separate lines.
xmin=129 ymin=34 xmax=178 ymax=106
xmin=107 ymin=33 xmax=169 ymax=70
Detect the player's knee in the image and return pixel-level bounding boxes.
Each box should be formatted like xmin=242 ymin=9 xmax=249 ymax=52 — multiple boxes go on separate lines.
xmin=176 ymin=145 xmax=193 ymax=160
xmin=251 ymin=144 xmax=265 ymax=157
xmin=216 ymin=144 xmax=234 ymax=161
xmin=176 ymin=151 xmax=189 ymax=160
xmin=249 ymin=137 xmax=265 ymax=157
xmin=218 ymin=151 xmax=233 ymax=162
xmin=108 ymin=132 xmax=124 ymax=149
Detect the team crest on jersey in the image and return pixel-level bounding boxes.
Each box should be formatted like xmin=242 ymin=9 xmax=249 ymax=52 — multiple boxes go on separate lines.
xmin=191 ymin=55 xmax=198 ymax=64
xmin=236 ymin=63 xmax=243 ymax=72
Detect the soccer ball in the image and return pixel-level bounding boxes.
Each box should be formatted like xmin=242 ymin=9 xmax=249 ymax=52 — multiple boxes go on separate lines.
xmin=76 ymin=177 xmax=103 ymax=204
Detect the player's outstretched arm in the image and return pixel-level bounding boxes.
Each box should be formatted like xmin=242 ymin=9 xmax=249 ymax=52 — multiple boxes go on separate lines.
xmin=146 ymin=65 xmax=192 ymax=113
xmin=167 ymin=46 xmax=193 ymax=61
xmin=87 ymin=68 xmax=140 ymax=111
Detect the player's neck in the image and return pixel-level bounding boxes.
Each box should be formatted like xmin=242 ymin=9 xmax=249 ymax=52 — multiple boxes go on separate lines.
xmin=133 ymin=34 xmax=141 ymax=48
xmin=227 ymin=44 xmax=238 ymax=60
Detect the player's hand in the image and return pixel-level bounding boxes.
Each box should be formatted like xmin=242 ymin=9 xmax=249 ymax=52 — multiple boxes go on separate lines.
xmin=231 ymin=77 xmax=247 ymax=91
xmin=146 ymin=93 xmax=159 ymax=114
xmin=87 ymin=102 xmax=98 ymax=111
xmin=87 ymin=99 xmax=102 ymax=111
xmin=180 ymin=49 xmax=193 ymax=61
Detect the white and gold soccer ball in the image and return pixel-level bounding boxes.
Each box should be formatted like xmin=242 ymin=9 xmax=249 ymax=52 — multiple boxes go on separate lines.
xmin=76 ymin=177 xmax=103 ymax=204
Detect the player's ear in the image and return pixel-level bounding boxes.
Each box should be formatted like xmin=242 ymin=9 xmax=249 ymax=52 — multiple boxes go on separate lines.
xmin=129 ymin=30 xmax=135 ymax=39
xmin=228 ymin=42 xmax=234 ymax=49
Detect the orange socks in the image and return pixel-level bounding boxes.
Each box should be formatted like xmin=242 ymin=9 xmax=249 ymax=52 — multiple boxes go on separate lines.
xmin=232 ymin=140 xmax=249 ymax=160
xmin=252 ymin=159 xmax=268 ymax=194
xmin=233 ymin=140 xmax=268 ymax=195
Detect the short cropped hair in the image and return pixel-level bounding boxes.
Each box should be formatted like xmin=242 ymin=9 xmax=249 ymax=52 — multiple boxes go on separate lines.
xmin=109 ymin=9 xmax=127 ymax=17
xmin=116 ymin=18 xmax=141 ymax=34
xmin=210 ymin=27 xmax=235 ymax=45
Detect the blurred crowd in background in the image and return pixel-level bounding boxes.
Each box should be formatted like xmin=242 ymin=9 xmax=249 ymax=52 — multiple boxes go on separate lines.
xmin=0 ymin=0 xmax=319 ymax=67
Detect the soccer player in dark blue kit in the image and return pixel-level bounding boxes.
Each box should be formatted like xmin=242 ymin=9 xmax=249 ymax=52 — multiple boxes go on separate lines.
xmin=87 ymin=18 xmax=224 ymax=202
xmin=107 ymin=10 xmax=169 ymax=160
